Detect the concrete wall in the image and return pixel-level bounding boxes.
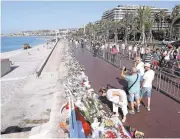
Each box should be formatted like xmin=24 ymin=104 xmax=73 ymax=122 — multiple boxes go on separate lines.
xmin=1 ymin=59 xmax=11 ymax=77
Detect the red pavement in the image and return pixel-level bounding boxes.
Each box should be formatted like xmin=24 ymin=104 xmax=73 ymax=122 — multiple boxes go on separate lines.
xmin=75 ymin=47 xmax=180 ymax=138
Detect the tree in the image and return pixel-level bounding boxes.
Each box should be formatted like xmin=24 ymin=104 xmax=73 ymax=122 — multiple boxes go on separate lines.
xmin=159 ymin=10 xmax=166 ymax=30
xmin=145 ymin=13 xmax=154 ymax=43
xmin=164 ymin=14 xmax=172 ymax=38
xmin=155 ymin=13 xmax=160 ymax=33
xmin=86 ymin=22 xmax=95 ymax=40
xmin=121 ymin=10 xmax=134 ymax=45
xmin=137 ymin=6 xmax=151 ymax=45
xmin=100 ymin=19 xmax=113 ymax=42
xmin=170 ymin=5 xmax=180 ymax=39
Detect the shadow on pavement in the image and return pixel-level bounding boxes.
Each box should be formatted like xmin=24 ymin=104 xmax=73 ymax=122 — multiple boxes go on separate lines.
xmin=1 ymin=126 xmax=34 ymax=134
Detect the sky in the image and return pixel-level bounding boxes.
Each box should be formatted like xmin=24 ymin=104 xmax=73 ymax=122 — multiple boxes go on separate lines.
xmin=1 ymin=1 xmax=180 ymax=34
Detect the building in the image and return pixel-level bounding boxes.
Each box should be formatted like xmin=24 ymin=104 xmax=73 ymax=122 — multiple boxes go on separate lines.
xmin=172 ymin=18 xmax=180 ymax=39
xmin=102 ymin=5 xmax=171 ymax=31
xmin=102 ymin=5 xmax=170 ymax=21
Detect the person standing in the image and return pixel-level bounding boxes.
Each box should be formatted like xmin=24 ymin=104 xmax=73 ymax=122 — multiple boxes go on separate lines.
xmin=104 ymin=43 xmax=108 ymax=59
xmin=98 ymin=88 xmax=128 ymax=122
xmin=81 ymin=39 xmax=84 ymax=48
xmin=94 ymin=42 xmax=99 ymax=57
xmin=111 ymin=45 xmax=118 ymax=62
xmin=121 ymin=67 xmax=141 ymax=114
xmin=75 ymin=40 xmax=78 ymax=48
xmin=128 ymin=44 xmax=133 ymax=60
xmin=121 ymin=42 xmax=126 ymax=55
xmin=140 ymin=63 xmax=155 ymax=111
xmin=152 ymin=48 xmax=161 ymax=69
xmin=101 ymin=43 xmax=105 ymax=58
xmin=135 ymin=57 xmax=145 ymax=81
xmin=140 ymin=46 xmax=145 ymax=59
xmin=143 ymin=48 xmax=153 ymax=64
xmin=133 ymin=43 xmax=138 ymax=58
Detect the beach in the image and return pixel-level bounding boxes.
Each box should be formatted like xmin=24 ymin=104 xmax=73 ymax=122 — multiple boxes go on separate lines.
xmin=1 ymin=40 xmax=58 ymax=132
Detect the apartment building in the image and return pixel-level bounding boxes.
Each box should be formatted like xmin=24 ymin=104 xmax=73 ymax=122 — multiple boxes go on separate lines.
xmin=102 ymin=5 xmax=171 ymax=30
xmin=102 ymin=5 xmax=170 ymax=21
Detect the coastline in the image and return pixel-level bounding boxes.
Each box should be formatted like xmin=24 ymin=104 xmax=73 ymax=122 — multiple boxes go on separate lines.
xmin=1 ymin=36 xmax=54 ymax=55
xmin=1 ymin=36 xmax=55 ymax=58
xmin=1 ymin=40 xmax=60 ymax=134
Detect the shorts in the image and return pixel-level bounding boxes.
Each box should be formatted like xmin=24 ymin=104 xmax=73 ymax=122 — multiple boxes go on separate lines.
xmin=140 ymin=87 xmax=152 ymax=98
xmin=128 ymin=92 xmax=140 ymax=102
xmin=140 ymin=76 xmax=143 ymax=81
xmin=153 ymin=61 xmax=159 ymax=66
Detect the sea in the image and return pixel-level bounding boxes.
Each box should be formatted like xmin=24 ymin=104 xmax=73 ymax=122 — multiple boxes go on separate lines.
xmin=1 ymin=36 xmax=48 ymax=53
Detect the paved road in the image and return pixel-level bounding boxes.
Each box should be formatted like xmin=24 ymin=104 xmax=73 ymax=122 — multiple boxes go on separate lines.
xmin=74 ymin=46 xmax=180 ymax=138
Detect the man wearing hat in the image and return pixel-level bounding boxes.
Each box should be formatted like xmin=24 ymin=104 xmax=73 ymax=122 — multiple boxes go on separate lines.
xmin=140 ymin=63 xmax=155 ymax=111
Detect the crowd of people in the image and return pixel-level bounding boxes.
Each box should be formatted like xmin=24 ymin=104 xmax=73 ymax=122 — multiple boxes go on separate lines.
xmin=98 ymin=56 xmax=155 ymax=123
xmin=70 ymin=38 xmax=179 ymax=124
xmin=88 ymin=40 xmax=180 ymax=74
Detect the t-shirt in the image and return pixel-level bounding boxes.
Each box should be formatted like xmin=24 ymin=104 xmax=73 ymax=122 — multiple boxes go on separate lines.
xmin=143 ymin=70 xmax=155 ymax=87
xmin=128 ymin=45 xmax=132 ymax=51
xmin=143 ymin=53 xmax=153 ymax=63
xmin=106 ymin=89 xmax=128 ymax=105
xmin=125 ymin=74 xmax=141 ymax=94
xmin=101 ymin=45 xmax=105 ymax=50
xmin=133 ymin=46 xmax=137 ymax=52
xmin=116 ymin=45 xmax=120 ymax=52
xmin=140 ymin=48 xmax=145 ymax=54
xmin=136 ymin=62 xmax=145 ymax=76
xmin=122 ymin=44 xmax=125 ymax=49
xmin=104 ymin=44 xmax=108 ymax=50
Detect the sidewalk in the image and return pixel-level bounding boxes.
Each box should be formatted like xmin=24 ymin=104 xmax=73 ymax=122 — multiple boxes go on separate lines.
xmin=75 ymin=46 xmax=180 ymax=138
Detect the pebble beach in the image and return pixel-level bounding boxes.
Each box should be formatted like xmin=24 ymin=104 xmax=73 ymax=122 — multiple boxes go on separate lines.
xmin=1 ymin=40 xmax=58 ymax=132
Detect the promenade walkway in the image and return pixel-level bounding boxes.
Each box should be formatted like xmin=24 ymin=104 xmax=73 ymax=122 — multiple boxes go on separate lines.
xmin=75 ymin=46 xmax=180 ymax=138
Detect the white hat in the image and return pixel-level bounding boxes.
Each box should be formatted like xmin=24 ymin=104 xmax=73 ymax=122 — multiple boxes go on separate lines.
xmin=144 ymin=63 xmax=151 ymax=67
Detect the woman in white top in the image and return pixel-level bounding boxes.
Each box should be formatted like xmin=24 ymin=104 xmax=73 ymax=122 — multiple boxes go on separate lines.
xmin=99 ymin=88 xmax=128 ymax=122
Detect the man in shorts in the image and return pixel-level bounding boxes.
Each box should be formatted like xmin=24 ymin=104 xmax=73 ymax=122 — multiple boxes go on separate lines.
xmin=121 ymin=67 xmax=141 ymax=114
xmin=140 ymin=63 xmax=155 ymax=111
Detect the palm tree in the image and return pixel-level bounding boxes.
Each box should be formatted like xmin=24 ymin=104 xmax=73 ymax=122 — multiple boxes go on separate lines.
xmin=155 ymin=13 xmax=160 ymax=33
xmin=101 ymin=19 xmax=113 ymax=42
xmin=170 ymin=5 xmax=180 ymax=39
xmin=164 ymin=14 xmax=172 ymax=38
xmin=145 ymin=13 xmax=154 ymax=43
xmin=86 ymin=22 xmax=95 ymax=40
xmin=122 ymin=11 xmax=134 ymax=45
xmin=131 ymin=17 xmax=140 ymax=42
xmin=74 ymin=28 xmax=84 ymax=37
xmin=137 ymin=6 xmax=151 ymax=45
xmin=159 ymin=10 xmax=166 ymax=30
